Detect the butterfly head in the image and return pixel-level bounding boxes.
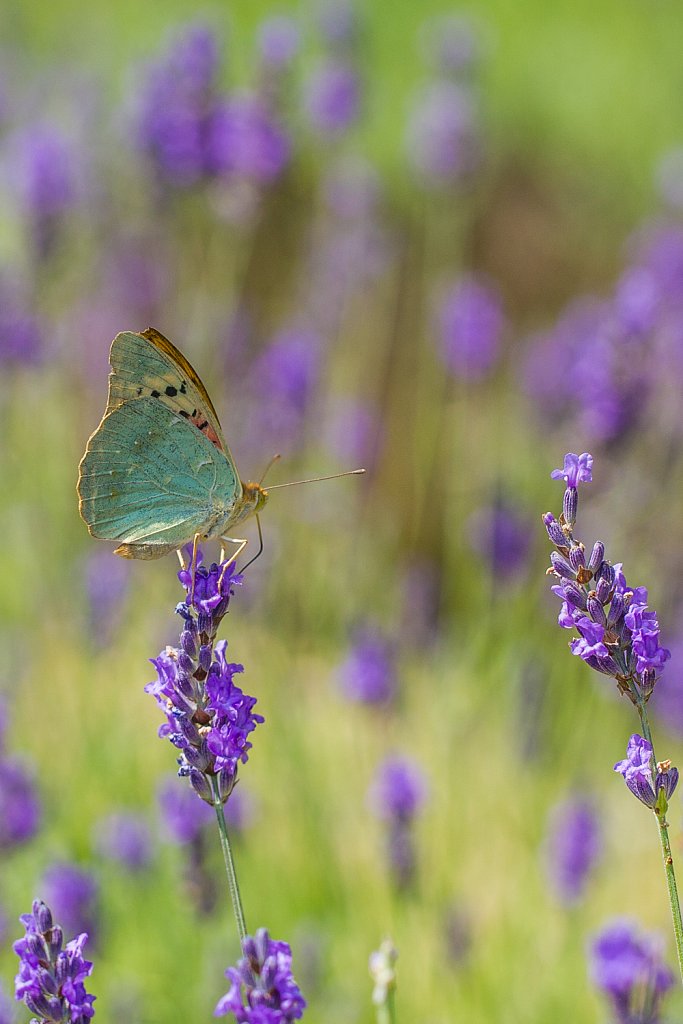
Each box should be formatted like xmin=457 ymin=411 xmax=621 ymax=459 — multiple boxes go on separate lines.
xmin=241 ymin=481 xmax=269 ymax=517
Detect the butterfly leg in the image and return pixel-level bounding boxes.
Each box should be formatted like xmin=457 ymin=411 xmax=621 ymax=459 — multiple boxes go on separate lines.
xmin=218 ymin=536 xmax=248 ymax=590
xmin=176 ymin=549 xmax=187 ymax=571
xmin=187 ymin=532 xmax=202 ymax=604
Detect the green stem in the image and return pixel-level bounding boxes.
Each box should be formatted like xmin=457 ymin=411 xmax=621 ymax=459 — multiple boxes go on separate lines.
xmin=212 ymin=777 xmax=248 ymax=943
xmin=375 ymin=988 xmax=396 ymax=1024
xmin=636 ymin=700 xmax=683 ymax=983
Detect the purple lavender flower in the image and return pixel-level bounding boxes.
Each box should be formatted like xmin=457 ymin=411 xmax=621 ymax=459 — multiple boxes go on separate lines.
xmin=369 ymin=757 xmax=428 ymax=821
xmin=135 ymin=22 xmax=221 ymax=186
xmin=41 ymin=864 xmax=99 ymax=948
xmin=158 ymin=776 xmax=214 ymax=844
xmin=83 ymin=549 xmax=132 ymax=647
xmin=324 ymin=398 xmax=383 ymax=469
xmin=550 ymin=452 xmax=593 ymax=489
xmin=224 ymin=786 xmax=256 ymax=835
xmin=0 ymin=982 xmax=11 ymax=1024
xmin=146 ymin=557 xmax=263 ymax=806
xmin=215 ymin=928 xmax=306 ymax=1021
xmin=14 ymin=899 xmax=95 ymax=1023
xmin=419 ymin=14 xmax=482 ymax=77
xmin=13 ymin=123 xmax=78 ymax=256
xmin=544 ymin=454 xmax=670 ymax=701
xmin=467 ymin=502 xmax=530 ymax=580
xmin=590 ymin=919 xmax=673 ymax=1023
xmin=545 ymin=796 xmax=601 ymax=904
xmin=316 ymin=0 xmax=358 ymax=45
xmin=0 ymin=274 xmax=44 ymax=366
xmin=523 ymin=297 xmax=644 ymax=442
xmin=337 ymin=628 xmax=396 ymax=705
xmin=207 ymin=94 xmax=290 ymax=183
xmin=369 ymin=756 xmax=428 ymax=889
xmin=406 ymin=80 xmax=481 ymax=186
xmin=248 ymin=330 xmax=320 ymax=454
xmin=93 ymin=811 xmax=153 ymax=872
xmin=303 ymin=61 xmax=360 ymax=135
xmin=258 ymin=17 xmax=300 ymax=68
xmin=614 ymin=734 xmax=679 ymax=809
xmin=436 ymin=275 xmax=504 ymax=380
xmin=0 ymin=756 xmax=41 ymax=851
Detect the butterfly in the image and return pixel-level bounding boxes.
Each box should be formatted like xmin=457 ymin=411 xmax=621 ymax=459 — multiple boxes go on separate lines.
xmin=77 ymin=328 xmax=269 ymax=564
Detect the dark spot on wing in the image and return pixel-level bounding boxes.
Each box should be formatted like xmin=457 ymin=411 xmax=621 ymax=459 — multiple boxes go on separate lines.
xmin=136 ymin=387 xmax=142 ymax=396
xmin=165 ymin=385 xmax=178 ymax=397
xmin=151 ymin=389 xmax=160 ymax=398
xmin=179 ymin=410 xmax=190 ymax=419
xmin=180 ymin=382 xmax=187 ymax=394
xmin=198 ymin=420 xmax=208 ymax=430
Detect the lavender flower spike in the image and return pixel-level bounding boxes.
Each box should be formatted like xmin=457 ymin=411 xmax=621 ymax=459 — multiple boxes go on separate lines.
xmin=145 ymin=556 xmax=264 ymax=806
xmin=544 ymin=453 xmax=670 ymax=702
xmin=215 ymin=928 xmax=306 ymax=1021
xmin=614 ymin=734 xmax=679 ymax=809
xmin=14 ymin=899 xmax=95 ymax=1023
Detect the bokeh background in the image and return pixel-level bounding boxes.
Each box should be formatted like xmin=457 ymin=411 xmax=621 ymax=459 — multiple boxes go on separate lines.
xmin=3 ymin=1 xmax=683 ymax=1021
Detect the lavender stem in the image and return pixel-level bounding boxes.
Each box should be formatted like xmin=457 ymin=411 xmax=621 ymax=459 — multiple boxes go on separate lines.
xmin=375 ymin=989 xmax=396 ymax=1024
xmin=636 ymin=700 xmax=683 ymax=983
xmin=212 ymin=776 xmax=247 ymax=943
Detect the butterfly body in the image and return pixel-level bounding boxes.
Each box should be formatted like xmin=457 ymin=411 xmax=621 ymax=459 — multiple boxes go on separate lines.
xmin=77 ymin=329 xmax=268 ymax=559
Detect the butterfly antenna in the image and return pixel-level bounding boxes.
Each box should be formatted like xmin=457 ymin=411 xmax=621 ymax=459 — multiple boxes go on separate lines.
xmin=240 ymin=514 xmax=265 ymax=573
xmin=266 ymin=468 xmax=366 ymax=490
xmin=259 ymin=453 xmax=281 ymax=486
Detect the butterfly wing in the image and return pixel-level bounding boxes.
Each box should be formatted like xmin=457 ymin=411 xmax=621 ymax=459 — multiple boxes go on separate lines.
xmin=106 ymin=328 xmax=240 ymax=479
xmin=78 ymin=397 xmax=241 ymax=557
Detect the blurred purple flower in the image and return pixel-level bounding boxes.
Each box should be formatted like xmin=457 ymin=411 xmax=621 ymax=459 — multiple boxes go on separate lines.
xmin=0 ymin=275 xmax=44 ymax=366
xmin=135 ymin=22 xmax=221 ymax=186
xmin=523 ymin=296 xmax=646 ymax=441
xmin=545 ymin=796 xmax=601 ymax=904
xmin=249 ymin=329 xmax=320 ymax=452
xmin=589 ymin=920 xmax=673 ymax=1023
xmin=419 ymin=14 xmax=482 ymax=77
xmin=158 ymin=776 xmax=214 ymax=844
xmin=93 ymin=811 xmax=153 ymax=872
xmin=0 ymin=757 xmax=41 ymax=852
xmin=614 ymin=266 xmax=661 ymax=337
xmin=258 ymin=16 xmax=300 ymax=68
xmin=208 ymin=94 xmax=290 ymax=183
xmin=324 ymin=398 xmax=382 ymax=469
xmin=0 ymin=981 xmax=10 ymax=1024
xmin=304 ymin=61 xmax=360 ymax=135
xmin=437 ymin=274 xmax=504 ymax=379
xmin=316 ymin=0 xmax=358 ymax=45
xmin=224 ymin=786 xmax=256 ymax=835
xmin=42 ymin=863 xmax=99 ymax=947
xmin=467 ymin=502 xmax=530 ymax=581
xmin=12 ymin=123 xmax=79 ymax=255
xmin=369 ymin=756 xmax=427 ymax=889
xmin=84 ymin=548 xmax=132 ymax=646
xmin=369 ymin=756 xmax=428 ymax=822
xmin=338 ymin=628 xmax=396 ymax=705
xmin=406 ymin=80 xmax=481 ymax=186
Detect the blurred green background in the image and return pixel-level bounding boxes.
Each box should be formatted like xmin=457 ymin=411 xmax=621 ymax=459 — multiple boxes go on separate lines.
xmin=2 ymin=1 xmax=683 ymax=1021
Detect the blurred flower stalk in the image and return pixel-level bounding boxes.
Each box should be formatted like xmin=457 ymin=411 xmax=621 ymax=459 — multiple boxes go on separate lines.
xmin=544 ymin=453 xmax=683 ymax=981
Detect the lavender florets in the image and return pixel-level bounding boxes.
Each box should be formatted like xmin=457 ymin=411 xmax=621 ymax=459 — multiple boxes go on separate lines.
xmin=145 ymin=557 xmax=264 ymax=805
xmin=13 ymin=899 xmax=95 ymax=1023
xmin=544 ymin=453 xmax=670 ymax=700
xmin=214 ymin=928 xmax=306 ymax=1022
